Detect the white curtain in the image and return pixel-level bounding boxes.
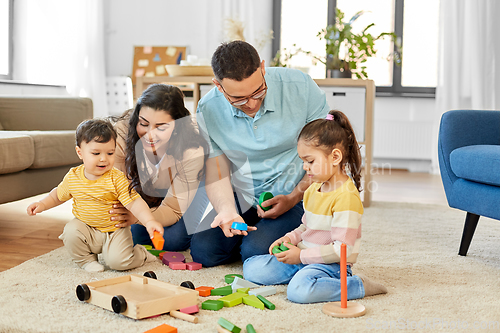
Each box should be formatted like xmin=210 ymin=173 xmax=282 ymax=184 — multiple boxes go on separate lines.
xmin=431 ymin=0 xmax=500 ymax=173
xmin=203 ymin=0 xmax=274 ymax=64
xmin=13 ymin=0 xmax=108 ymax=117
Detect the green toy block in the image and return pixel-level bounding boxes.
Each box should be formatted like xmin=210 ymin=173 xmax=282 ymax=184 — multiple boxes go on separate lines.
xmin=211 ymin=285 xmax=233 ymax=296
xmin=142 ymin=245 xmax=153 ymax=250
xmin=272 ymin=245 xmax=282 ymax=254
xmin=218 ymin=292 xmax=244 ymax=307
xmin=279 ymin=242 xmax=290 ymax=251
xmin=236 ymin=287 xmax=249 ymax=294
xmin=201 ymin=300 xmax=224 ymax=311
xmin=246 ymin=324 xmax=256 ymax=333
xmin=256 ymin=294 xmax=276 ymax=310
xmin=147 ymin=249 xmax=164 ymax=257
xmin=224 ymin=273 xmax=243 ymax=284
xmin=242 ymin=295 xmax=264 ymax=310
xmin=218 ymin=317 xmax=241 ymax=333
xmin=258 ymin=191 xmax=274 ymax=211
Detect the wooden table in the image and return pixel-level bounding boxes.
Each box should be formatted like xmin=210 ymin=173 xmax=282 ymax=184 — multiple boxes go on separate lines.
xmin=135 ymin=76 xmax=374 ymax=207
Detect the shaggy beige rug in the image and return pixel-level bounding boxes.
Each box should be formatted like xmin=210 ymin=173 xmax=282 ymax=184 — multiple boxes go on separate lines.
xmin=1 ymin=202 xmax=500 ymax=333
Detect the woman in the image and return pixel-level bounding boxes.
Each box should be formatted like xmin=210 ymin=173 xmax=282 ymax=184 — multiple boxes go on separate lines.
xmin=110 ymin=84 xmax=210 ymax=251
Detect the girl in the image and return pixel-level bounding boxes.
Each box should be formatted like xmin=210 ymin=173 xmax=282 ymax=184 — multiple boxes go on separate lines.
xmin=110 ymin=84 xmax=213 ymax=251
xmin=243 ymin=110 xmax=387 ymax=303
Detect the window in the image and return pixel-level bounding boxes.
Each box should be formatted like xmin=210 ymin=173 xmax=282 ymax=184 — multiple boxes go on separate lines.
xmin=273 ymin=0 xmax=439 ymax=96
xmin=0 ymin=0 xmax=12 ymax=80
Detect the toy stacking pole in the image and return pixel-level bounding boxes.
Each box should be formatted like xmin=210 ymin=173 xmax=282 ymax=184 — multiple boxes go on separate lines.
xmin=340 ymin=243 xmax=347 ymax=309
xmin=322 ymin=243 xmax=366 ymax=318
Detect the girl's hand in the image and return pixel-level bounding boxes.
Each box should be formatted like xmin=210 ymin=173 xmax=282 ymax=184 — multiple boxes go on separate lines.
xmin=274 ymin=242 xmax=301 ymax=265
xmin=27 ymin=202 xmax=45 ymax=216
xmin=268 ymin=236 xmax=292 ymax=254
xmin=210 ymin=211 xmax=256 ymax=237
xmin=110 ymin=203 xmax=139 ymax=228
xmin=145 ymin=220 xmax=164 ymax=239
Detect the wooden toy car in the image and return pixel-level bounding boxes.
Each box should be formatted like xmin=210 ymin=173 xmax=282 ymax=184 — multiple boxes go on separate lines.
xmin=76 ymin=271 xmax=198 ymax=319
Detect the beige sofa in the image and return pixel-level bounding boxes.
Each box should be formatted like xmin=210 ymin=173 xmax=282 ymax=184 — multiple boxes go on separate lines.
xmin=0 ymin=97 xmax=93 ymax=204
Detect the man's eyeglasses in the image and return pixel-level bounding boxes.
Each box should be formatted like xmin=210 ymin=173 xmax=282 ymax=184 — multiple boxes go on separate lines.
xmin=218 ymin=72 xmax=267 ymax=106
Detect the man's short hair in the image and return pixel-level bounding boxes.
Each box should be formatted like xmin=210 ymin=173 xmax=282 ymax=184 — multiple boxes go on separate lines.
xmin=75 ymin=118 xmax=117 ymax=147
xmin=211 ymin=40 xmax=261 ymax=81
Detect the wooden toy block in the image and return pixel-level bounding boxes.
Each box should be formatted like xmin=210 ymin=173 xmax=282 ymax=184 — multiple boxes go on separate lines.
xmin=278 ymin=242 xmax=290 ymax=251
xmin=242 ymin=295 xmax=264 ymax=310
xmin=195 ymin=286 xmax=214 ymax=297
xmin=272 ymin=245 xmax=282 ymax=254
xmin=144 ymin=323 xmax=177 ymax=333
xmin=231 ymin=221 xmax=248 ymax=231
xmin=159 ymin=252 xmax=166 ymax=260
xmin=231 ymin=276 xmax=259 ymax=289
xmin=142 ymin=244 xmax=153 ymax=250
xmin=249 ymin=286 xmax=277 ymax=297
xmin=256 ymin=294 xmax=275 ymax=310
xmin=75 ymin=274 xmax=198 ymax=319
xmin=236 ymin=287 xmax=249 ymax=294
xmin=152 ymin=231 xmax=164 ymax=250
xmin=169 ymin=309 xmax=198 ymax=323
xmin=201 ymin=300 xmax=224 ymax=311
xmin=258 ymin=191 xmax=274 ymax=211
xmin=169 ymin=262 xmax=187 ymax=270
xmin=211 ymin=285 xmax=233 ymax=296
xmin=186 ymin=262 xmax=202 ymax=270
xmin=217 ymin=326 xmax=232 ymax=333
xmin=218 ymin=292 xmax=245 ymax=307
xmin=224 ymin=273 xmax=243 ymax=284
xmin=218 ymin=317 xmax=241 ymax=333
xmin=179 ymin=304 xmax=199 ymax=314
xmin=246 ymin=324 xmax=256 ymax=333
xmin=162 ymin=252 xmax=186 ymax=266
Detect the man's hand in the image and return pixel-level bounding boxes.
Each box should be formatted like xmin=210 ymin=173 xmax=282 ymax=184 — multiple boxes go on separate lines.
xmin=257 ymin=194 xmax=296 ymax=219
xmin=110 ymin=203 xmax=138 ymax=228
xmin=274 ymin=242 xmax=301 ymax=265
xmin=27 ymin=202 xmax=46 ymax=216
xmin=211 ymin=211 xmax=257 ymax=237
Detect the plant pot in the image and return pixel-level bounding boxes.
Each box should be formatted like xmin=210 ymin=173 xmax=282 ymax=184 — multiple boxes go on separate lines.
xmin=326 ymin=69 xmax=352 ymax=79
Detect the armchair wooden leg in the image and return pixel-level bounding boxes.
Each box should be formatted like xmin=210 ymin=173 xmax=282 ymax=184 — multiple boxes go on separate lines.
xmin=458 ymin=212 xmax=480 ymax=256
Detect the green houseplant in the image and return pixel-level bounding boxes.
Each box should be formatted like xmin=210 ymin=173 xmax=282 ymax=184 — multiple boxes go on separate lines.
xmin=316 ymin=8 xmax=400 ymax=79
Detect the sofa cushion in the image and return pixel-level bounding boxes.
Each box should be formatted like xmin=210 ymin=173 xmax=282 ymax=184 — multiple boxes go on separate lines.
xmin=450 ymin=145 xmax=500 ymax=186
xmin=0 ymin=132 xmax=35 ymax=174
xmin=13 ymin=130 xmax=80 ymax=169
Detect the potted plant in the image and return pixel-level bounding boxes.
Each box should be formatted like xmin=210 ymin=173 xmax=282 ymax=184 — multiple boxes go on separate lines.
xmin=316 ymin=8 xmax=400 ymax=79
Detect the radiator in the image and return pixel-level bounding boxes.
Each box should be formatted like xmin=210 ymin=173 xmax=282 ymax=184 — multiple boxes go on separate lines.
xmin=373 ymin=121 xmax=434 ymax=160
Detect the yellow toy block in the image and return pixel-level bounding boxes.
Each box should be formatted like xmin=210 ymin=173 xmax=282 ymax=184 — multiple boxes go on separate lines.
xmin=242 ymin=295 xmax=265 ymax=310
xmin=218 ymin=292 xmax=245 ymax=307
xmin=236 ymin=287 xmax=250 ymax=294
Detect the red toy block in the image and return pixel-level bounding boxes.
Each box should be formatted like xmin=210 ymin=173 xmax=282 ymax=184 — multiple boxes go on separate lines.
xmin=195 ymin=286 xmax=214 ymax=297
xmin=186 ymin=262 xmax=202 ymax=270
xmin=152 ymin=231 xmax=164 ymax=250
xmin=179 ymin=304 xmax=199 ymax=314
xmin=159 ymin=251 xmax=166 ymax=260
xmin=169 ymin=262 xmax=187 ymax=270
xmin=144 ymin=323 xmax=177 ymax=333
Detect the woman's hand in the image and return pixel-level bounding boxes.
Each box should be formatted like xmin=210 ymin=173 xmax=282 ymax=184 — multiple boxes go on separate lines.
xmin=110 ymin=203 xmax=139 ymax=228
xmin=210 ymin=211 xmax=257 ymax=237
xmin=257 ymin=194 xmax=296 ymax=219
xmin=145 ymin=220 xmax=164 ymax=239
xmin=274 ymin=242 xmax=301 ymax=265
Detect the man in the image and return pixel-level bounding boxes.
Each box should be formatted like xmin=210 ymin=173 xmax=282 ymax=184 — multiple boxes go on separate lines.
xmin=191 ymin=40 xmax=330 ymax=267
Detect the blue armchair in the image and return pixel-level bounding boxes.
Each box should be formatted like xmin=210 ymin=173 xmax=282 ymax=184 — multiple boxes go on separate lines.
xmin=438 ymin=110 xmax=500 ymax=256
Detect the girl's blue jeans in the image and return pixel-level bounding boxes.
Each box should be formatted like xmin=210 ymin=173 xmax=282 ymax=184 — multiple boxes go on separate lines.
xmin=243 ymin=254 xmax=365 ymax=304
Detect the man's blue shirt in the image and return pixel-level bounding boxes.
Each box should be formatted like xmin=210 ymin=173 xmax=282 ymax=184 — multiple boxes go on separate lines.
xmin=196 ymin=67 xmax=329 ymax=207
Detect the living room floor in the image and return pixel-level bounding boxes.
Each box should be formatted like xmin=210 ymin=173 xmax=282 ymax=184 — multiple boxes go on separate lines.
xmin=0 ymin=170 xmax=447 ymax=272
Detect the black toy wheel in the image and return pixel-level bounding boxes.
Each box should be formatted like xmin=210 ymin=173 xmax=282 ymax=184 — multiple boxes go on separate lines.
xmin=111 ymin=295 xmax=127 ymax=313
xmin=143 ymin=271 xmax=157 ymax=279
xmin=180 ymin=280 xmax=195 ymax=289
xmin=76 ymin=284 xmax=91 ymax=301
